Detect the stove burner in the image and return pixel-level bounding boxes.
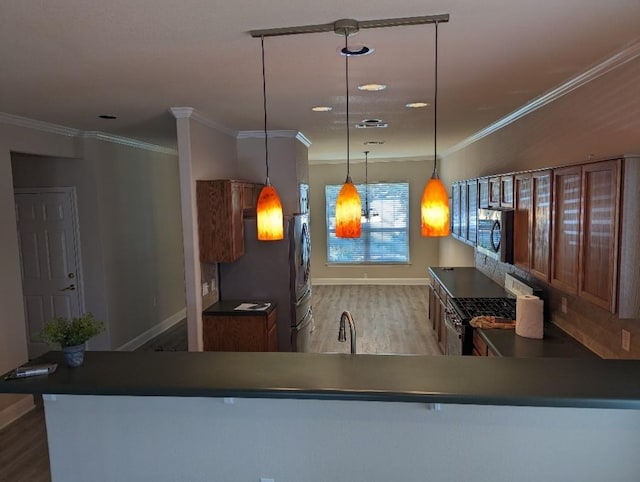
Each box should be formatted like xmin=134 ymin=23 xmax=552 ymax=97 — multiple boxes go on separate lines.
xmin=451 ymin=297 xmax=516 ymax=322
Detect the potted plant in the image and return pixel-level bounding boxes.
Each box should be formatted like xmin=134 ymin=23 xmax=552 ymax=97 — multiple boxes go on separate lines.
xmin=40 ymin=313 xmax=105 ymax=367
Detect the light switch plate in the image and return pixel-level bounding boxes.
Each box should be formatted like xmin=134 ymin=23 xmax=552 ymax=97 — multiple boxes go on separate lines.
xmin=202 ymin=282 xmax=209 ymax=296
xmin=622 ymin=329 xmax=631 ymax=352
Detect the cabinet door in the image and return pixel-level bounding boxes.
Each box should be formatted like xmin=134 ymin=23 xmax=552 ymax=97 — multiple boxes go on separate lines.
xmin=551 ymin=166 xmax=582 ymax=293
xmin=467 ymin=179 xmax=478 ymax=245
xmin=451 ymin=183 xmax=461 ymax=238
xmin=478 ymin=178 xmax=490 ymax=209
xmin=531 ymin=170 xmax=552 ymax=282
xmin=579 ymin=160 xmax=621 ymax=312
xmin=489 ymin=177 xmax=501 ymax=207
xmin=460 ymin=182 xmax=469 ymax=241
xmin=501 ymin=175 xmax=514 ymax=208
xmin=513 ymin=173 xmax=532 ymax=271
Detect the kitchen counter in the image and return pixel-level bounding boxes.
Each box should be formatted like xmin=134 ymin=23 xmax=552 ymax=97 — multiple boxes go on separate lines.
xmin=479 ymin=324 xmax=598 ymax=358
xmin=203 ymin=299 xmax=276 ymax=316
xmin=428 ymin=266 xmax=509 ymax=298
xmin=1 ymin=350 xmax=639 ymax=409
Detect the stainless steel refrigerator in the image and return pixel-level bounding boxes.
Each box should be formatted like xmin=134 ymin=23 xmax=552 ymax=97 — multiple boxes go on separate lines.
xmin=218 ymin=214 xmax=313 ymax=352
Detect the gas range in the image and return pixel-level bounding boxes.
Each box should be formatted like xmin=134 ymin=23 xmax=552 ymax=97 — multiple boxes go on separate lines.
xmin=450 ymin=297 xmax=516 ymax=323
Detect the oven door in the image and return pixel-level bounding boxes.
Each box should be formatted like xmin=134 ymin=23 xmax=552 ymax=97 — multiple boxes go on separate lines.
xmin=444 ymin=308 xmax=464 ymax=356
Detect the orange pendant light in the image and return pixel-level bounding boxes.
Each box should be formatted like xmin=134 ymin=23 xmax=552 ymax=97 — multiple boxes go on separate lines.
xmin=257 ymin=181 xmax=284 ymax=240
xmin=256 ymin=36 xmax=284 ymax=241
xmin=421 ymin=21 xmax=450 ymax=237
xmin=335 ymin=29 xmax=361 ymax=238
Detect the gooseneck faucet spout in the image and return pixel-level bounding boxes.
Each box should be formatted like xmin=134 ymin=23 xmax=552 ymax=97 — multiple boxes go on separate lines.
xmin=338 ymin=311 xmax=357 ymax=354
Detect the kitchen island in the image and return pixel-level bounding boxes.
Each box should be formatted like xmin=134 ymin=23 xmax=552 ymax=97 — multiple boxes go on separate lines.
xmin=2 ymin=351 xmax=640 ymax=481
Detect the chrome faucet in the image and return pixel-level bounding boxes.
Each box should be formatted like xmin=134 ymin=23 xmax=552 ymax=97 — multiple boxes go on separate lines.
xmin=338 ymin=311 xmax=357 ymax=354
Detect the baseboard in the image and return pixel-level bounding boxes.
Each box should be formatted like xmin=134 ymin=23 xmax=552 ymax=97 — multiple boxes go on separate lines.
xmin=312 ymin=278 xmax=428 ymax=286
xmin=0 ymin=395 xmax=34 ymax=430
xmin=117 ymin=308 xmax=187 ymax=351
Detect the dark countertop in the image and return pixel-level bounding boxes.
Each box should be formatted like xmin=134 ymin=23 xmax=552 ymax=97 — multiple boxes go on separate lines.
xmin=1 ymin=351 xmax=639 ymax=410
xmin=428 ymin=267 xmax=509 ymax=298
xmin=479 ymin=324 xmax=598 ymax=358
xmin=203 ymin=300 xmax=276 ymax=316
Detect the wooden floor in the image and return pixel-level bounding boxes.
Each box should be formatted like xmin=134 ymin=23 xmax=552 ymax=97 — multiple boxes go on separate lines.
xmin=0 ymin=286 xmax=439 ymax=481
xmin=310 ymin=284 xmax=441 ymax=355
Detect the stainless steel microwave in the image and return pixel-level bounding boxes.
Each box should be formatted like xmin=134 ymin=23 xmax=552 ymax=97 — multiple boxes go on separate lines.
xmin=476 ymin=208 xmax=514 ymax=263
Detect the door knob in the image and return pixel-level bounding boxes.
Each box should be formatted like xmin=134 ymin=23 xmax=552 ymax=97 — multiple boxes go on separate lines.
xmin=60 ymin=284 xmax=76 ymax=291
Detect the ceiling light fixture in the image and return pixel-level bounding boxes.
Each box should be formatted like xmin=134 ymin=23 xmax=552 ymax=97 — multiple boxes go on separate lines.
xmin=421 ymin=21 xmax=450 ymax=237
xmin=358 ymin=83 xmax=387 ymax=91
xmin=98 ymin=114 xmax=117 ymax=119
xmin=335 ymin=23 xmax=361 ymax=239
xmin=364 ymin=140 xmax=385 ymax=145
xmin=255 ymin=36 xmax=284 ymax=241
xmin=311 ymin=106 xmax=333 ymax=112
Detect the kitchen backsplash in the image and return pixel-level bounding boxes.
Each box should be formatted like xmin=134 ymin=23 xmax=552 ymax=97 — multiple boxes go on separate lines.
xmin=475 ymin=252 xmax=640 ymax=359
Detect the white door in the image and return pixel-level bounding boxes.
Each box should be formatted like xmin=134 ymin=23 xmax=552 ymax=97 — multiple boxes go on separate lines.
xmin=14 ymin=188 xmax=84 ymax=359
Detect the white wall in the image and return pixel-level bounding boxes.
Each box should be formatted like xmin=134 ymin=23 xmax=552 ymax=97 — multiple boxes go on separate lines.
xmin=1 ymin=119 xmax=187 ymax=426
xmin=309 ymin=159 xmax=443 ymax=282
xmin=45 ymin=395 xmax=640 ymax=482
xmin=173 ymin=112 xmax=238 ymax=351
xmin=0 ymin=122 xmax=81 ymax=425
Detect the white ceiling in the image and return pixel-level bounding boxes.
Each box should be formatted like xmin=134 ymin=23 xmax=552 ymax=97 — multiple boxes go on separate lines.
xmin=1 ymin=0 xmax=639 ymax=163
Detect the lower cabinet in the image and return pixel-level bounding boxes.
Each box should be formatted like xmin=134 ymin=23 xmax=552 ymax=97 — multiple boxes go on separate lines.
xmin=428 ymin=280 xmax=447 ymax=354
xmin=472 ymin=330 xmax=497 ymax=357
xmin=203 ymin=308 xmax=277 ymax=352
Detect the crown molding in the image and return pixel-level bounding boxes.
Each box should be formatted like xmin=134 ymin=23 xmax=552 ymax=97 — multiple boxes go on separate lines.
xmin=0 ymin=112 xmax=81 ymax=137
xmin=1 ymin=112 xmax=177 ymax=155
xmin=237 ymin=129 xmax=312 ymax=147
xmin=169 ymin=107 xmax=236 ymax=137
xmin=82 ymin=131 xmax=178 ymax=155
xmin=443 ymin=39 xmax=640 ymax=159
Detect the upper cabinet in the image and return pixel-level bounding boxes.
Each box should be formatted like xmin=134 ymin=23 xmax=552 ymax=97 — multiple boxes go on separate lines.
xmin=197 ymin=180 xmax=263 ymax=263
xmin=451 ymin=156 xmax=632 ymax=316
xmin=578 ymin=160 xmax=621 ymax=312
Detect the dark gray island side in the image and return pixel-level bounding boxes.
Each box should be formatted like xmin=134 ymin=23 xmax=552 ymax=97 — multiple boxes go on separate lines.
xmin=1 ymin=350 xmax=639 ymax=409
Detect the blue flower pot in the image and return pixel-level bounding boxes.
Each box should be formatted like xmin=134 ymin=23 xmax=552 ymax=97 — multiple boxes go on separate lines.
xmin=63 ymin=344 xmax=86 ymax=367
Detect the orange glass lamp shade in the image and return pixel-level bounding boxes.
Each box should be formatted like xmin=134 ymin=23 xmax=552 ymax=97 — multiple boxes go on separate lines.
xmin=335 ymin=179 xmax=362 ymax=238
xmin=421 ymin=176 xmax=450 ymax=237
xmin=256 ymin=184 xmax=284 ymax=240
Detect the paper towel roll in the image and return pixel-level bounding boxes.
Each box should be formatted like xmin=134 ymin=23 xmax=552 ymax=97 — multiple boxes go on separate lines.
xmin=516 ymin=294 xmax=544 ymax=339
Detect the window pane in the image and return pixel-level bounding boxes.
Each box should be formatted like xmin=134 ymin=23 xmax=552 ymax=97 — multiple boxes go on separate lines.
xmin=326 ymin=182 xmax=409 ymax=264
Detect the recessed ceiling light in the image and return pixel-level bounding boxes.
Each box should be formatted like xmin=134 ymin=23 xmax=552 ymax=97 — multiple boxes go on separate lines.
xmin=405 ymin=102 xmax=429 ymax=108
xmin=311 ymin=106 xmax=333 ymax=112
xmin=340 ymin=45 xmax=374 ymax=57
xmin=358 ymin=83 xmax=387 ymax=92
xmin=364 ymin=141 xmax=385 ymax=145
xmin=98 ymin=114 xmax=117 ymax=119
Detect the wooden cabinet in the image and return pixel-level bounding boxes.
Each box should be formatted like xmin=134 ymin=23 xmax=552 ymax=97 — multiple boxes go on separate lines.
xmin=467 ymin=179 xmax=478 ymax=245
xmin=500 ymin=175 xmax=514 ymax=208
xmin=428 ymin=280 xmax=447 ymax=354
xmin=196 ymin=180 xmax=262 ymax=263
xmin=472 ymin=330 xmax=497 ymax=357
xmin=551 ymin=166 xmax=582 ymax=293
xmin=489 ymin=176 xmax=501 ymax=207
xmin=451 ymin=180 xmax=478 ymax=246
xmin=514 ymin=170 xmax=552 ymax=282
xmin=203 ymin=306 xmax=277 ymax=352
xmin=513 ymin=172 xmax=532 ymax=270
xmin=578 ymin=160 xmax=621 ymax=312
xmin=531 ymin=170 xmax=552 ymax=282
xmin=478 ymin=178 xmax=490 ymax=209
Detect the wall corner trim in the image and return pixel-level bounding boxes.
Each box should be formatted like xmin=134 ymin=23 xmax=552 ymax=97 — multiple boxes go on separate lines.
xmin=169 ymin=107 xmax=237 ymax=137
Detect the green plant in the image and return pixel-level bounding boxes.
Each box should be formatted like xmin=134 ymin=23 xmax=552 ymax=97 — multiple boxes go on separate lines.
xmin=40 ymin=313 xmax=105 ymax=348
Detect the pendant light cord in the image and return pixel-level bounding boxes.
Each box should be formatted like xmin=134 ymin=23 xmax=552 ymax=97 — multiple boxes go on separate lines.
xmin=364 ymin=150 xmax=369 ymax=217
xmin=432 ymin=21 xmax=439 ymax=179
xmin=261 ymin=35 xmax=270 ymax=183
xmin=345 ymin=33 xmax=351 ymax=181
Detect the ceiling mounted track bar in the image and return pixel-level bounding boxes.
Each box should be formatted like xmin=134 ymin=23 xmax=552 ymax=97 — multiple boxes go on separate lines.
xmin=249 ymin=14 xmax=449 ymax=38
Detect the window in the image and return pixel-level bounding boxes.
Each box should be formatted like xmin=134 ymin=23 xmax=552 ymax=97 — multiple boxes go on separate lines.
xmin=326 ymin=182 xmax=409 ymax=264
